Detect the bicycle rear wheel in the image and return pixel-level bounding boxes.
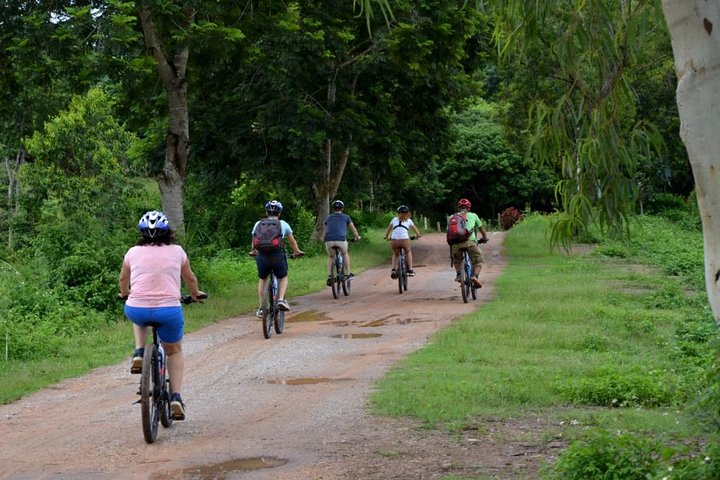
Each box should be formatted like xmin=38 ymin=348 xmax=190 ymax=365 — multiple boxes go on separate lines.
xmin=342 ymin=271 xmax=351 ymax=296
xmin=140 ymin=343 xmax=160 ymax=443
xmin=331 ymin=259 xmax=342 ymax=299
xmin=274 ymin=310 xmax=285 ymax=334
xmin=460 ymin=258 xmax=470 ymax=303
xmin=262 ymin=281 xmax=273 ymax=339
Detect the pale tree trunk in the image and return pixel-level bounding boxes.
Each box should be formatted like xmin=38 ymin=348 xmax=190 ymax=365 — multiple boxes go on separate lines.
xmin=138 ymin=3 xmax=193 ymax=236
xmin=662 ymin=0 xmax=720 ymax=324
xmin=4 ymin=147 xmax=24 ymax=250
xmin=310 ymin=71 xmax=354 ymax=241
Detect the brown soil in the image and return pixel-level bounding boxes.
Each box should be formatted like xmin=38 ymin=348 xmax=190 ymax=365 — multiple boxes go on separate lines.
xmin=1 ymin=231 xmax=561 ymax=480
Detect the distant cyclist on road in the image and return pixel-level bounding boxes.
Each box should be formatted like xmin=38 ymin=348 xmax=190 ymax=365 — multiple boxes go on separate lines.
xmin=383 ymin=205 xmax=422 ymax=278
xmin=449 ymin=198 xmax=488 ymax=287
xmin=322 ymin=199 xmax=361 ymax=286
xmin=119 ymin=210 xmax=205 ymax=421
xmin=251 ymin=200 xmax=304 ymax=317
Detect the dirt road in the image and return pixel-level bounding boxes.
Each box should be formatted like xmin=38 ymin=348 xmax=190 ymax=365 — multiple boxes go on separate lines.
xmin=1 ymin=231 xmax=553 ymax=479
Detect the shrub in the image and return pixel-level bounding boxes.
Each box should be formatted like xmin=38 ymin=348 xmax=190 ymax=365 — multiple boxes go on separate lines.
xmin=557 ymin=366 xmax=674 ymax=407
xmin=543 ymin=430 xmax=658 ymax=479
xmin=499 ymin=206 xmax=523 ymax=230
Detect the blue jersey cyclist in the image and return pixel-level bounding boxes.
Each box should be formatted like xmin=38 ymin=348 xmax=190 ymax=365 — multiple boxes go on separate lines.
xmin=251 ymin=200 xmax=304 ymax=317
xmin=322 ymin=200 xmax=361 ymax=285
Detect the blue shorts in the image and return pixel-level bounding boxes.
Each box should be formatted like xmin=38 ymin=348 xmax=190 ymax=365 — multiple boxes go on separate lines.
xmin=256 ymin=251 xmax=288 ymax=279
xmin=124 ymin=305 xmax=184 ymax=344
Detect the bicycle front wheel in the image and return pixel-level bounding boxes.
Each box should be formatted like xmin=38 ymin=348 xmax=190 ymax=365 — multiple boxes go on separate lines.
xmin=398 ymin=254 xmax=406 ymax=294
xmin=140 ymin=343 xmax=160 ymax=443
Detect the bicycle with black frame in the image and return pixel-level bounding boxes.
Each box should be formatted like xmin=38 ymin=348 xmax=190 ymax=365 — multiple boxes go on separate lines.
xmin=119 ymin=293 xmax=206 ymax=443
xmin=393 ymin=236 xmax=417 ymax=294
xmin=452 ymin=238 xmax=487 ymax=303
xmin=251 ymin=250 xmax=303 ymax=339
xmin=328 ymin=241 xmax=355 ymax=299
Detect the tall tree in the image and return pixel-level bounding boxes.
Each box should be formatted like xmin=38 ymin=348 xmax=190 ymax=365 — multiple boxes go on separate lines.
xmin=494 ymin=0 xmax=664 ymax=245
xmin=137 ymin=1 xmax=194 ymax=235
xmin=661 ymin=1 xmax=720 ymax=324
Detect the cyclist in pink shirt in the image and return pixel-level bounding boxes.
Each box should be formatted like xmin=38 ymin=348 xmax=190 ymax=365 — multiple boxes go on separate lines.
xmin=119 ymin=211 xmax=205 ymax=421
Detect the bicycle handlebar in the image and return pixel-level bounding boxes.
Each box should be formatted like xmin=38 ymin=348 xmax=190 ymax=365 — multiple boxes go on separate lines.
xmin=181 ymin=293 xmax=208 ymax=304
xmin=118 ymin=293 xmax=208 ymax=304
xmin=248 ymin=250 xmax=304 ymax=258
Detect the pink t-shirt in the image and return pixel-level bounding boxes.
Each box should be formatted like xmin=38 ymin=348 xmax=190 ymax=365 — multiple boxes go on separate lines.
xmin=124 ymin=244 xmax=188 ymax=307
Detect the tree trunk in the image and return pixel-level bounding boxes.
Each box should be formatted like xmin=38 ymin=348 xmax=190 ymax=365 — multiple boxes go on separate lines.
xmin=5 ymin=147 xmax=24 ymax=250
xmin=662 ymin=0 xmax=720 ymax=325
xmin=138 ymin=2 xmax=193 ymax=236
xmin=310 ymin=71 xmax=354 ymax=241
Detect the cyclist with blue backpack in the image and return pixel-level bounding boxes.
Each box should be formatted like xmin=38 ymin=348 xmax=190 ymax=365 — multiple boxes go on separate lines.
xmin=251 ymin=200 xmax=304 ymax=317
xmin=447 ymin=198 xmax=488 ymax=287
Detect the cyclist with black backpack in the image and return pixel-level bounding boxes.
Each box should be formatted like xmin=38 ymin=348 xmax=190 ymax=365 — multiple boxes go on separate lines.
xmin=447 ymin=198 xmax=488 ymax=287
xmin=251 ymin=200 xmax=304 ymax=317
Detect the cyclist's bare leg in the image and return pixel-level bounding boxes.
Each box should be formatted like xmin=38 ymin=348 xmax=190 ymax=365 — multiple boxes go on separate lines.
xmin=327 ymin=255 xmax=335 ymax=276
xmin=257 ymin=278 xmax=267 ymax=306
xmin=342 ymin=251 xmax=351 ymax=274
xmin=133 ymin=324 xmax=149 ymax=350
xmin=390 ymin=241 xmax=402 ymax=270
xmin=163 ymin=341 xmax=183 ymax=394
xmin=277 ymin=275 xmax=289 ymax=300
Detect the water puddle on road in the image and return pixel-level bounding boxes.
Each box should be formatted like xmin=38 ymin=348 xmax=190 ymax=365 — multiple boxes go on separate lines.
xmin=268 ymin=377 xmax=336 ymax=385
xmin=286 ymin=310 xmax=329 ymax=323
xmin=163 ymin=457 xmax=288 ymax=479
xmin=331 ymin=333 xmax=382 ymax=339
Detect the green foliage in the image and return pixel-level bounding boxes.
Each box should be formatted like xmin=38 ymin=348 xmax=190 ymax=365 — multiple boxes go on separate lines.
xmin=543 ymin=430 xmax=659 ymax=480
xmin=442 ymin=99 xmax=557 ymax=218
xmin=494 ymin=0 xmax=670 ymax=249
xmin=0 ymin=86 xmax=147 ymax=359
xmin=557 ymin=365 xmax=674 ymax=408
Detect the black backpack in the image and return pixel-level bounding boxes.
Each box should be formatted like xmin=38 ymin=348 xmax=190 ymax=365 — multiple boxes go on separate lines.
xmin=253 ymin=218 xmax=283 ymax=253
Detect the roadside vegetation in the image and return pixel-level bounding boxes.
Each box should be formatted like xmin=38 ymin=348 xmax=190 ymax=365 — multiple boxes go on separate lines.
xmin=371 ymin=205 xmax=720 ymax=479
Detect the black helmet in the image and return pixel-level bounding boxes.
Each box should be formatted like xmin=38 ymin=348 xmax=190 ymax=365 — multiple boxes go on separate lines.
xmin=332 ymin=200 xmax=345 ymax=210
xmin=397 ymin=205 xmax=410 ymax=213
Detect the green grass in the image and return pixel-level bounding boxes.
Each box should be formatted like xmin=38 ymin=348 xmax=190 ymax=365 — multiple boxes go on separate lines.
xmin=0 ymin=230 xmax=391 ymax=404
xmin=369 ymin=215 xmax=718 ymax=442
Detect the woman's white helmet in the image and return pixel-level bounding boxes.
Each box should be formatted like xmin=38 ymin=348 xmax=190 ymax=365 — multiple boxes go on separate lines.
xmin=138 ymin=210 xmax=170 ymax=238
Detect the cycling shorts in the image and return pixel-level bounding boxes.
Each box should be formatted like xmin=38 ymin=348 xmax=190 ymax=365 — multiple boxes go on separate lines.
xmin=124 ymin=305 xmax=184 ymax=344
xmin=325 ymin=240 xmax=348 ymax=256
xmin=255 ymin=251 xmax=288 ymax=279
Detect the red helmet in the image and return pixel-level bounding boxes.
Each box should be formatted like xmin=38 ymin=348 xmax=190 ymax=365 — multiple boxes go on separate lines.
xmin=458 ymin=198 xmax=471 ymax=209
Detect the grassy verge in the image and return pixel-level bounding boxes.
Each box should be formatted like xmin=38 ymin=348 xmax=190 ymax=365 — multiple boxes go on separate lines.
xmin=370 ymin=214 xmax=719 ymax=474
xmin=0 ymin=230 xmax=391 ymax=404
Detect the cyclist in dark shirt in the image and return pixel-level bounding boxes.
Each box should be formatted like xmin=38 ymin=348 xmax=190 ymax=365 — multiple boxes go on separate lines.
xmin=322 ymin=200 xmax=361 ymax=286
